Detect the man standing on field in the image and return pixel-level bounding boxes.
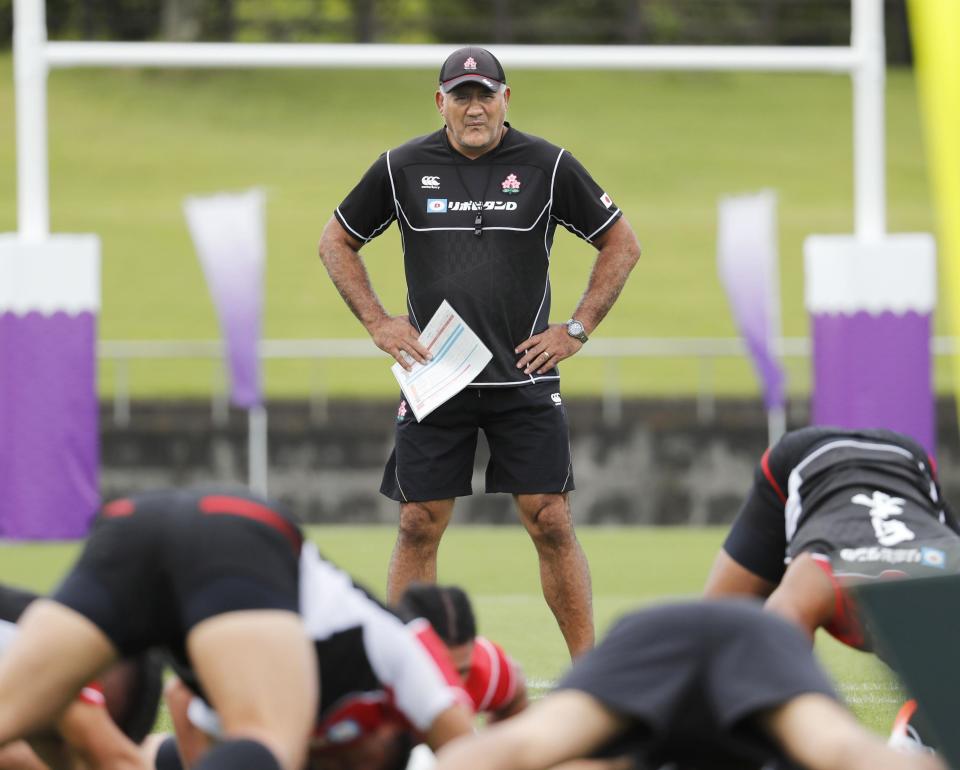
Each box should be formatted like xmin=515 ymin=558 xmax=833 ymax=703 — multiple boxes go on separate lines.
xmin=318 ymin=46 xmax=640 ymax=657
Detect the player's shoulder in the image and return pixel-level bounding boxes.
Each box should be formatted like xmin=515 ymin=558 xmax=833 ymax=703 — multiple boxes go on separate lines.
xmin=0 ymin=583 xmax=37 ymax=624
xmin=799 ymin=426 xmax=924 ymax=462
xmin=497 ymin=125 xmax=567 ymax=167
xmin=387 ymin=129 xmax=449 ymax=167
xmin=768 ymin=426 xmax=846 ymax=467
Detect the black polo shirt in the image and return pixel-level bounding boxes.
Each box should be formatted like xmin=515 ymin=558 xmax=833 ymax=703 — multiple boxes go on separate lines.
xmin=334 ymin=124 xmax=622 ymax=386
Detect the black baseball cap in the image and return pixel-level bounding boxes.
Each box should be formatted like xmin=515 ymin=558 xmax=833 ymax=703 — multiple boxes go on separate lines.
xmin=439 ymin=46 xmax=506 ymax=93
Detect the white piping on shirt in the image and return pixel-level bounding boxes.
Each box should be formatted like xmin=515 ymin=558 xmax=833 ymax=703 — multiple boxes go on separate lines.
xmin=784 ymin=439 xmax=920 ymax=542
xmin=475 ymin=637 xmax=501 ymax=712
xmin=336 ymin=207 xmax=393 ymax=244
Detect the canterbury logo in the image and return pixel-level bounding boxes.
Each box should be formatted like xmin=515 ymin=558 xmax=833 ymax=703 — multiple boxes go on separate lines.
xmin=421 ymin=176 xmax=440 ymax=189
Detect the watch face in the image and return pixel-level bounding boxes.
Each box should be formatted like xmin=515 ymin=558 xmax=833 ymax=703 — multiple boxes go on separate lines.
xmin=568 ymin=321 xmax=584 ymax=336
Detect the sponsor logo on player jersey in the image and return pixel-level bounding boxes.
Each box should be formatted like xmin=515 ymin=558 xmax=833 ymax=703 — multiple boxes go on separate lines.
xmin=921 ymin=546 xmax=946 ymax=568
xmin=421 ymin=176 xmax=441 ymax=189
xmin=600 ymin=192 xmax=613 ymax=208
xmin=839 ymin=547 xmax=922 ymax=564
xmin=501 ymin=173 xmax=521 ymax=194
xmin=427 ymin=198 xmax=448 ymax=213
xmin=447 ymin=201 xmax=518 ymax=211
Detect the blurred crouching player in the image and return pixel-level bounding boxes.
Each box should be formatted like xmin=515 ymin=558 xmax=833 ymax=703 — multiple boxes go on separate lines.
xmin=0 ymin=583 xmax=163 ymax=770
xmin=703 ymin=427 xmax=960 ymax=758
xmin=0 ymin=488 xmax=318 ymax=770
xmin=433 ymin=600 xmax=944 ymax=770
xmin=157 ymin=546 xmax=474 ymax=770
xmin=704 ymin=427 xmax=960 ymax=649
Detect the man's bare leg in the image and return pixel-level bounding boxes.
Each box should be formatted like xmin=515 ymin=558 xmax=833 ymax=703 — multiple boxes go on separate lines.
xmin=516 ymin=493 xmax=594 ymax=657
xmin=387 ymin=499 xmax=455 ymax=604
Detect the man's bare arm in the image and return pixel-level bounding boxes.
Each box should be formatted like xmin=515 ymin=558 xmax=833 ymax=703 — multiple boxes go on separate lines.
xmin=423 ymin=704 xmax=475 ymax=752
xmin=515 ymin=216 xmax=640 ymax=374
xmin=763 ymin=694 xmax=945 ymax=770
xmin=317 ymin=216 xmax=431 ymax=370
xmin=572 ymin=216 xmax=641 ymax=334
xmin=703 ymin=550 xmax=777 ymax=599
xmin=435 ymin=692 xmax=625 ymax=770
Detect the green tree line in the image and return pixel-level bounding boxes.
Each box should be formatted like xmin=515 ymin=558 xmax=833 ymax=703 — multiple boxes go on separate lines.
xmin=1 ymin=0 xmax=913 ymax=64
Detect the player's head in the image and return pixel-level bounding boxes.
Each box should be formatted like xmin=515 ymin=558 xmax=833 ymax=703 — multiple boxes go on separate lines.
xmin=396 ymin=583 xmax=476 ymax=677
xmin=99 ymin=649 xmax=165 ymax=742
xmin=436 ymin=46 xmax=510 ymax=157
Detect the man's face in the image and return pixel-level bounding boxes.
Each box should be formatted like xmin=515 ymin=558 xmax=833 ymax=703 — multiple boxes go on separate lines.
xmin=436 ymin=82 xmax=510 ymax=159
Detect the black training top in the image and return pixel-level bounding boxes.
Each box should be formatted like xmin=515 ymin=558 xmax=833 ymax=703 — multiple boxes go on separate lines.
xmin=0 ymin=584 xmax=36 ymax=624
xmin=335 ymin=124 xmax=622 ymax=386
xmin=723 ymin=426 xmax=959 ymax=584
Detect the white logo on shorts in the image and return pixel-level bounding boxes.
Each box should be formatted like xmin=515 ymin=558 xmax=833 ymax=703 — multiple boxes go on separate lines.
xmin=550 ymin=392 xmax=562 ymax=405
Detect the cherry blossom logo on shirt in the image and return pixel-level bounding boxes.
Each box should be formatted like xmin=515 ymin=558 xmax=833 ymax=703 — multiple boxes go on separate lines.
xmin=464 ymin=57 xmax=478 ymax=70
xmin=397 ymin=399 xmax=408 ymax=421
xmin=501 ymin=173 xmax=521 ymax=195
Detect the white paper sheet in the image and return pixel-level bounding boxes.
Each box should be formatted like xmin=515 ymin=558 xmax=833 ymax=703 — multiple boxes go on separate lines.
xmin=391 ymin=300 xmax=492 ymax=422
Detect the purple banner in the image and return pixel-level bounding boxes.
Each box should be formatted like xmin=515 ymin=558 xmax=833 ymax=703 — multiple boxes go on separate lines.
xmin=812 ymin=311 xmax=934 ymax=452
xmin=184 ymin=190 xmax=265 ymax=409
xmin=805 ymin=234 xmax=936 ymax=454
xmin=0 ymin=311 xmax=99 ymax=538
xmin=717 ymin=191 xmax=785 ymax=409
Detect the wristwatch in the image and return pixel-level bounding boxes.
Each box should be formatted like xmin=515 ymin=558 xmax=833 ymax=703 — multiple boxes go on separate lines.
xmin=566 ymin=318 xmax=589 ymax=344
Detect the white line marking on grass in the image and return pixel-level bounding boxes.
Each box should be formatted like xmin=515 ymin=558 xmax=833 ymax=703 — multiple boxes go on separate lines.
xmin=528 ymin=678 xmax=557 ymax=698
xmin=838 ymin=681 xmax=904 ymax=706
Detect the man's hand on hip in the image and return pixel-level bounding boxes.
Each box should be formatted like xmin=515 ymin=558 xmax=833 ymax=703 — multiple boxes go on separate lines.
xmin=515 ymin=324 xmax=583 ymax=375
xmin=371 ymin=316 xmax=433 ymax=371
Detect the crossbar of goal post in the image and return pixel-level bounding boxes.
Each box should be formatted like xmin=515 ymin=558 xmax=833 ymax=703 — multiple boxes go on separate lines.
xmin=16 ymin=0 xmax=885 ymax=241
xmin=11 ymin=0 xmax=886 ymax=492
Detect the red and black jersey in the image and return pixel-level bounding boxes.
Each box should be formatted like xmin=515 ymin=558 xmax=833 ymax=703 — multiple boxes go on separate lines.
xmin=189 ymin=547 xmax=470 ymax=753
xmin=334 ymin=124 xmax=622 ymax=386
xmin=293 ymin=546 xmax=468 ymax=751
xmin=724 ymin=426 xmax=958 ymax=584
xmin=462 ymin=635 xmax=522 ymax=714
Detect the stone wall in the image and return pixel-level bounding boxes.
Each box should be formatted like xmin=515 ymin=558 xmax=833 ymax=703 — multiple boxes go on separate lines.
xmin=100 ymin=398 xmax=960 ymax=525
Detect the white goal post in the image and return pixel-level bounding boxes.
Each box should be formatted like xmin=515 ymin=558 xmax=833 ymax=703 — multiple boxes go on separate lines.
xmin=14 ymin=0 xmax=887 ymax=244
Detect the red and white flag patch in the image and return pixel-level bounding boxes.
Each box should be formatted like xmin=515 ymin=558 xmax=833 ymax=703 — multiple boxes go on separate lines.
xmin=600 ymin=192 xmax=613 ymax=208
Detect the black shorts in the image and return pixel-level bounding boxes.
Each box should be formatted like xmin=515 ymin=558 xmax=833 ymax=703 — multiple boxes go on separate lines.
xmin=53 ymin=487 xmax=303 ymax=662
xmin=557 ymin=600 xmax=836 ymax=769
xmin=380 ymin=383 xmax=574 ymax=502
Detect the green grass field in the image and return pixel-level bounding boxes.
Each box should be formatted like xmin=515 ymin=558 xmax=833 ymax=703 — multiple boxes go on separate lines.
xmin=0 ymin=526 xmax=903 ymax=734
xmin=0 ymin=57 xmax=948 ymax=398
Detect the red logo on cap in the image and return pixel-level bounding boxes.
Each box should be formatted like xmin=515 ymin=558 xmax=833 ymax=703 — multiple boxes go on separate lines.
xmin=464 ymin=57 xmax=477 ymax=70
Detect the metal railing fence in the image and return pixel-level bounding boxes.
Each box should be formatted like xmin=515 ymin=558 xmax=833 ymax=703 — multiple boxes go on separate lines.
xmin=97 ymin=335 xmax=958 ymax=428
